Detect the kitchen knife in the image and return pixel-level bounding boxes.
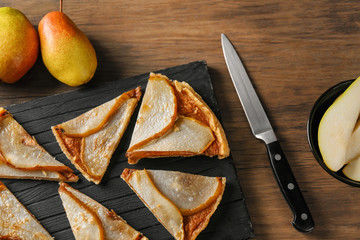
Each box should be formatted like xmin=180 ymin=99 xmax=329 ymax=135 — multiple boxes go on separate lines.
xmin=221 ymin=33 xmax=314 ymax=233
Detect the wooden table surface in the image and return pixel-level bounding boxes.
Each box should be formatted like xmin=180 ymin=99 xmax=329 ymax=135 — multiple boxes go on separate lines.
xmin=1 ymin=0 xmax=360 ymax=239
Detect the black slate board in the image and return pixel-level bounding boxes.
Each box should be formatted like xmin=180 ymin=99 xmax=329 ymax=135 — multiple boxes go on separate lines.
xmin=3 ymin=61 xmax=254 ymax=240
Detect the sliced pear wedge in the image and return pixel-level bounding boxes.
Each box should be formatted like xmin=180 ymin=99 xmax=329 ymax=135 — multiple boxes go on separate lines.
xmin=136 ymin=116 xmax=214 ymax=152
xmin=172 ymin=80 xmax=230 ymax=159
xmin=126 ymin=73 xmax=230 ymax=164
xmin=52 ymin=87 xmax=141 ymax=184
xmin=128 ymin=73 xmax=177 ymax=151
xmin=0 ymin=181 xmax=53 ymax=239
xmin=59 ymin=182 xmax=148 ymax=240
xmin=121 ymin=169 xmax=184 ymax=240
xmin=121 ymin=168 xmax=226 ymax=240
xmin=59 ymin=187 xmax=104 ymax=240
xmin=146 ymin=169 xmax=224 ymax=216
xmin=318 ymin=77 xmax=360 ymax=171
xmin=0 ymin=108 xmax=77 ymax=182
xmin=128 ymin=116 xmax=215 ymax=162
xmin=345 ymin=120 xmax=360 ymax=164
xmin=81 ymin=98 xmax=138 ymax=177
xmin=59 ymin=89 xmax=139 ymax=137
xmin=0 ymin=161 xmax=73 ymax=181
xmin=343 ymin=156 xmax=360 ymax=181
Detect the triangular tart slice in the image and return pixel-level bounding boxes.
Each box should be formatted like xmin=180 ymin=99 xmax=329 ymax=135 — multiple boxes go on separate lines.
xmin=126 ymin=73 xmax=230 ymax=164
xmin=0 ymin=108 xmax=78 ymax=182
xmin=59 ymin=182 xmax=148 ymax=240
xmin=52 ymin=87 xmax=141 ymax=184
xmin=121 ymin=168 xmax=226 ymax=240
xmin=0 ymin=181 xmax=53 ymax=239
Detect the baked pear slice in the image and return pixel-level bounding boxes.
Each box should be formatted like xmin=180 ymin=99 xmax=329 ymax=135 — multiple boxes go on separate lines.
xmin=121 ymin=168 xmax=226 ymax=240
xmin=52 ymin=87 xmax=141 ymax=184
xmin=0 ymin=108 xmax=77 ymax=182
xmin=128 ymin=116 xmax=215 ymax=162
xmin=126 ymin=73 xmax=229 ymax=164
xmin=59 ymin=182 xmax=147 ymax=240
xmin=0 ymin=181 xmax=53 ymax=239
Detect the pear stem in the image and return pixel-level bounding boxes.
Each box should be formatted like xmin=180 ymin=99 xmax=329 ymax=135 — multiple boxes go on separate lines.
xmin=60 ymin=0 xmax=63 ymax=12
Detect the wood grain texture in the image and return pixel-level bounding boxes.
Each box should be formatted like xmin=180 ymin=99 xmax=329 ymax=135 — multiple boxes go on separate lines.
xmin=1 ymin=0 xmax=360 ymax=239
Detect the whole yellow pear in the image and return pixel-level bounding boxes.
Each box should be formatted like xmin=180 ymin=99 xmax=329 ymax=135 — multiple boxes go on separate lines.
xmin=38 ymin=11 xmax=97 ymax=87
xmin=0 ymin=7 xmax=39 ymax=83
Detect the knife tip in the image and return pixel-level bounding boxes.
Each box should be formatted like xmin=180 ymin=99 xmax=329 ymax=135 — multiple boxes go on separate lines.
xmin=221 ymin=33 xmax=229 ymax=47
xmin=221 ymin=33 xmax=227 ymax=43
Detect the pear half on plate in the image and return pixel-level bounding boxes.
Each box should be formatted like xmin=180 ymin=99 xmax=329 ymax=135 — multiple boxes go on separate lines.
xmin=0 ymin=181 xmax=53 ymax=239
xmin=0 ymin=108 xmax=77 ymax=182
xmin=52 ymin=87 xmax=141 ymax=184
xmin=121 ymin=168 xmax=226 ymax=240
xmin=59 ymin=182 xmax=148 ymax=240
xmin=126 ymin=73 xmax=230 ymax=164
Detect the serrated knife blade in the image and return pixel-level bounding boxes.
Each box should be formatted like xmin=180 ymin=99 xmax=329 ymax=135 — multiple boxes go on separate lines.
xmin=221 ymin=33 xmax=314 ymax=233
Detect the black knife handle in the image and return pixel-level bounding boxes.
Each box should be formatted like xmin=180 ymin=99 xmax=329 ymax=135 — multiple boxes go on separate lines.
xmin=265 ymin=140 xmax=314 ymax=233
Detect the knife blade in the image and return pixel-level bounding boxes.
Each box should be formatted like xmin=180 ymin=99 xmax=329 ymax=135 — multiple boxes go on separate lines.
xmin=221 ymin=33 xmax=314 ymax=233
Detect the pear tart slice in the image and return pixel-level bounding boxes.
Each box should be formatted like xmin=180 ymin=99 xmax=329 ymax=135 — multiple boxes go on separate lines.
xmin=0 ymin=108 xmax=77 ymax=182
xmin=59 ymin=182 xmax=148 ymax=240
xmin=52 ymin=87 xmax=141 ymax=184
xmin=0 ymin=181 xmax=53 ymax=239
xmin=126 ymin=73 xmax=230 ymax=164
xmin=121 ymin=168 xmax=226 ymax=240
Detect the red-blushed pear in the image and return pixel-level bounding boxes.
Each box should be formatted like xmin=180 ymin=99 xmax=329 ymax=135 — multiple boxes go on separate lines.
xmin=38 ymin=3 xmax=97 ymax=87
xmin=318 ymin=76 xmax=360 ymax=172
xmin=0 ymin=7 xmax=39 ymax=83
